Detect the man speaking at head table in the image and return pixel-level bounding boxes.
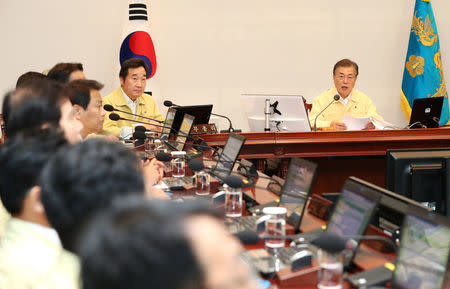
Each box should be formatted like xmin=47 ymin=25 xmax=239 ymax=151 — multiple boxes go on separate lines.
xmin=308 ymin=59 xmax=383 ymax=131
xmin=102 ymin=58 xmax=164 ymax=137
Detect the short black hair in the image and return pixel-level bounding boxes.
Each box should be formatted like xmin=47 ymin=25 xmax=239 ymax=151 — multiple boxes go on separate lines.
xmin=64 ymin=79 xmax=104 ymax=109
xmin=119 ymin=58 xmax=149 ymax=79
xmin=1 ymin=92 xmax=12 ymax=133
xmin=76 ymin=197 xmax=207 ymax=289
xmin=48 ymin=62 xmax=84 ymax=83
xmin=39 ymin=138 xmax=145 ymax=251
xmin=333 ymin=58 xmax=359 ymax=76
xmin=0 ymin=129 xmax=67 ymax=215
xmin=6 ymin=78 xmax=66 ymax=138
xmin=16 ymin=71 xmax=47 ymax=89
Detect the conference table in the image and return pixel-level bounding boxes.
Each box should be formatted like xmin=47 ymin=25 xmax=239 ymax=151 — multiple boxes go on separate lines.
xmin=170 ymin=159 xmax=395 ymax=289
xmin=200 ymin=127 xmax=450 ymax=195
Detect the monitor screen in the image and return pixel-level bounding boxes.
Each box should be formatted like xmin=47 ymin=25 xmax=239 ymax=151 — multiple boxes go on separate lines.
xmin=393 ymin=209 xmax=450 ymax=289
xmin=171 ymin=105 xmax=213 ymax=136
xmin=160 ymin=107 xmax=177 ymax=139
xmin=174 ymin=114 xmax=195 ymax=151
xmin=279 ymin=158 xmax=317 ymax=232
xmin=326 ymin=178 xmax=381 ymax=266
xmin=386 ymin=148 xmax=450 ymax=216
xmin=213 ymin=133 xmax=246 ymax=180
xmin=241 ymin=94 xmax=311 ymax=132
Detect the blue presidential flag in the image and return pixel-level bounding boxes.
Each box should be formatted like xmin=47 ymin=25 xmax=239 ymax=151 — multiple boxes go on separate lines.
xmin=401 ymin=0 xmax=448 ymax=125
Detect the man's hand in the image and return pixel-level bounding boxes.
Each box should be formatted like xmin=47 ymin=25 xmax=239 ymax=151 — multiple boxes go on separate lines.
xmin=144 ymin=120 xmax=162 ymax=133
xmin=146 ymin=186 xmax=170 ymax=200
xmin=142 ymin=158 xmax=164 ymax=187
xmin=330 ymin=121 xmax=347 ymax=131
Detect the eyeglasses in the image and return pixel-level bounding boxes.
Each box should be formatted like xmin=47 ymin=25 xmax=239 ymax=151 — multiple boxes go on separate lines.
xmin=336 ymin=74 xmax=355 ymax=81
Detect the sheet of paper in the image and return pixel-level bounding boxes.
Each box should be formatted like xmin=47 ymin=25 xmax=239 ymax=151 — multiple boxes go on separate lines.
xmin=342 ymin=115 xmax=370 ymax=131
xmin=370 ymin=117 xmax=398 ymax=130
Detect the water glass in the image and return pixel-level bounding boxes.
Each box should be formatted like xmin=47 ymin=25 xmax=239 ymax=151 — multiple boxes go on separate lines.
xmin=225 ymin=187 xmax=243 ymax=217
xmin=195 ymin=171 xmax=210 ymax=195
xmin=263 ymin=207 xmax=286 ymax=250
xmin=171 ymin=151 xmax=186 ymax=178
xmin=317 ymin=249 xmax=343 ymax=289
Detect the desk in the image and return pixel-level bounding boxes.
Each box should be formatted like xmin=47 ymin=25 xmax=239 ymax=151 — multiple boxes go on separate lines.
xmin=201 ymin=128 xmax=450 ymax=195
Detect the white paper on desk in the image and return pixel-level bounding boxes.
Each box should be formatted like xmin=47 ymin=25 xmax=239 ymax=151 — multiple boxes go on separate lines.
xmin=342 ymin=115 xmax=370 ymax=131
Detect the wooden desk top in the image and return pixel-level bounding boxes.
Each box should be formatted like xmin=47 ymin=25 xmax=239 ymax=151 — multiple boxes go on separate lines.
xmin=201 ymin=127 xmax=450 ymax=158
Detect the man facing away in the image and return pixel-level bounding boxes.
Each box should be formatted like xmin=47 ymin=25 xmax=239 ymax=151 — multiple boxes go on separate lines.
xmin=0 ymin=130 xmax=79 ymax=289
xmin=102 ymin=58 xmax=164 ymax=138
xmin=308 ymin=59 xmax=383 ymax=131
xmin=76 ymin=197 xmax=259 ymax=289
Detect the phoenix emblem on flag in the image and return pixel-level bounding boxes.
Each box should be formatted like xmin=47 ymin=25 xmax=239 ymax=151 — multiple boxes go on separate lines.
xmin=411 ymin=12 xmax=437 ymax=46
xmin=429 ymin=50 xmax=447 ymax=98
xmin=406 ymin=55 xmax=425 ymax=77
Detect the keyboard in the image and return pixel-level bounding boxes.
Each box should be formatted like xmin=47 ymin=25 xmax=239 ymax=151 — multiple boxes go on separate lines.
xmin=225 ymin=215 xmax=268 ymax=234
xmin=163 ymin=176 xmax=194 ymax=190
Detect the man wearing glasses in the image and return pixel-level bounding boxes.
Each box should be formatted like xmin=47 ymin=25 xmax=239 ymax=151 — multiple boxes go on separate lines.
xmin=308 ymin=59 xmax=383 ymax=131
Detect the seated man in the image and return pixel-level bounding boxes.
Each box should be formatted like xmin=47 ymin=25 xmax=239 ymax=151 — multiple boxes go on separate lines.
xmin=76 ymin=197 xmax=259 ymax=289
xmin=64 ymin=79 xmax=117 ymax=141
xmin=6 ymin=78 xmax=83 ymax=143
xmin=47 ymin=62 xmax=86 ymax=83
xmin=308 ymin=59 xmax=383 ymax=131
xmin=102 ymin=58 xmax=164 ymax=138
xmin=39 ymin=138 xmax=168 ymax=252
xmin=0 ymin=130 xmax=79 ymax=289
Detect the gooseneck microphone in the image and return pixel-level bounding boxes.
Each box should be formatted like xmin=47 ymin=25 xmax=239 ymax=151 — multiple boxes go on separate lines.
xmin=313 ymin=94 xmax=340 ymax=132
xmin=103 ymin=104 xmax=164 ymax=124
xmin=109 ymin=113 xmax=193 ymax=139
xmin=163 ymin=100 xmax=241 ymax=133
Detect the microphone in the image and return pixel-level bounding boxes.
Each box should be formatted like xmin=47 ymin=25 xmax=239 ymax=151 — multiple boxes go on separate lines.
xmin=163 ymin=100 xmax=241 ymax=133
xmin=163 ymin=100 xmax=176 ymax=107
xmin=223 ymin=175 xmax=245 ymax=189
xmin=109 ymin=113 xmax=200 ymax=143
xmin=188 ymin=158 xmax=205 ymax=172
xmin=313 ymin=94 xmax=340 ymax=131
xmin=155 ymin=152 xmax=172 ymax=162
xmin=103 ymin=104 xmax=164 ymax=123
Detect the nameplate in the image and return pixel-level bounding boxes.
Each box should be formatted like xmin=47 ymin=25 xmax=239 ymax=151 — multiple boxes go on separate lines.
xmin=191 ymin=124 xmax=218 ymax=135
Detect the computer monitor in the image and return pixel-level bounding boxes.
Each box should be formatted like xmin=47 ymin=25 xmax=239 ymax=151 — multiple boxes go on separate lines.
xmin=212 ymin=133 xmax=246 ymax=181
xmin=174 ymin=113 xmax=195 ymax=151
xmin=160 ymin=107 xmax=177 ymax=140
xmin=326 ymin=177 xmax=382 ymax=266
xmin=409 ymin=96 xmax=444 ymax=128
xmin=386 ymin=148 xmax=450 ymax=216
xmin=347 ymin=177 xmax=431 ymax=234
xmin=279 ymin=158 xmax=318 ymax=233
xmin=241 ymin=94 xmax=311 ymax=132
xmin=392 ymin=207 xmax=450 ymax=289
xmin=171 ymin=105 xmax=213 ymax=135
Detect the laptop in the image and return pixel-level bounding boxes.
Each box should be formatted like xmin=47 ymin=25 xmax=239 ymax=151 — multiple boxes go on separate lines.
xmin=228 ymin=158 xmax=317 ymax=234
xmin=210 ymin=133 xmax=246 ymax=181
xmin=347 ymin=207 xmax=450 ymax=289
xmin=392 ymin=208 xmax=450 ymax=289
xmin=160 ymin=107 xmax=177 ymax=140
xmin=162 ymin=113 xmax=198 ymax=152
xmin=409 ymin=97 xmax=444 ymax=128
xmin=244 ymin=177 xmax=382 ymax=274
xmin=164 ymin=132 xmax=245 ymax=191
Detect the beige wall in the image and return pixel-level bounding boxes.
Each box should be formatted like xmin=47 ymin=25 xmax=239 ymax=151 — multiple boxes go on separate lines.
xmin=1 ymin=0 xmax=449 ymax=131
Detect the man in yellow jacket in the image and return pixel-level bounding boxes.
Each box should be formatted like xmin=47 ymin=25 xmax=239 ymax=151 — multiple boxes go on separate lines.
xmin=0 ymin=131 xmax=79 ymax=289
xmin=102 ymin=58 xmax=164 ymax=137
xmin=308 ymin=59 xmax=383 ymax=131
